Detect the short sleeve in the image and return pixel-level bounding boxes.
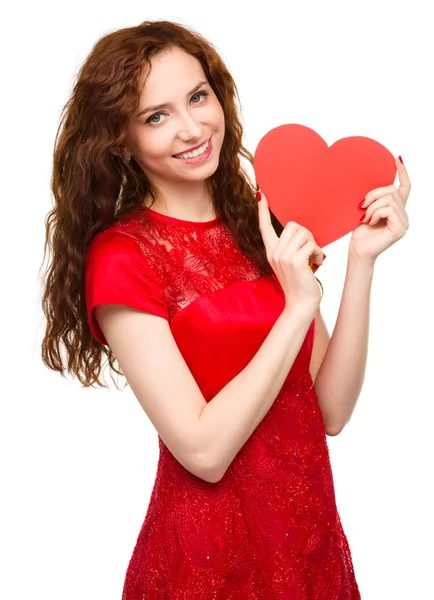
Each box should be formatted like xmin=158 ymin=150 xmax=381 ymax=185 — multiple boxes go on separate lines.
xmin=85 ymin=230 xmax=169 ymax=345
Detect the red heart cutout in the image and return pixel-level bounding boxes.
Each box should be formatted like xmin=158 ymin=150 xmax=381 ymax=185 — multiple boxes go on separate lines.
xmin=253 ymin=124 xmax=396 ymax=249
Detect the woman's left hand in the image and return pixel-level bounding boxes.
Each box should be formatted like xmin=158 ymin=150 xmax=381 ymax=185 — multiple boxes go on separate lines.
xmin=349 ymin=156 xmax=411 ymax=264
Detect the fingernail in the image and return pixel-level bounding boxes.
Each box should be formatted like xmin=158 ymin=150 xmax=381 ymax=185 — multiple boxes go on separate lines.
xmin=358 ymin=199 xmax=366 ymax=208
xmin=399 ymin=155 xmax=404 ymax=164
xmin=322 ymin=253 xmax=327 ymax=261
xmin=360 ymin=212 xmax=367 ymax=222
xmin=256 ymin=191 xmax=262 ymax=201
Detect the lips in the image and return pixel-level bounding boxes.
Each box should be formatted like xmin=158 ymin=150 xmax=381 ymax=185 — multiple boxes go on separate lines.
xmin=172 ymin=137 xmax=210 ymax=158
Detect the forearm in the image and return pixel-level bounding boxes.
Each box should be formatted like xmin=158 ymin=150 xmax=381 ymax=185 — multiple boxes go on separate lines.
xmin=314 ymin=252 xmax=375 ymax=435
xmin=198 ymin=302 xmax=318 ymax=482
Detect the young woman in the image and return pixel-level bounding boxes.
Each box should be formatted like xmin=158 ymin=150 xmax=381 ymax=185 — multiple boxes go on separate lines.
xmin=41 ymin=19 xmax=410 ymax=599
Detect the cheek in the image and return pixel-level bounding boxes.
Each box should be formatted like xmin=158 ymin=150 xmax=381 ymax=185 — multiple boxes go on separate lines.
xmin=213 ymin=101 xmax=225 ymax=121
xmin=215 ymin=107 xmax=225 ymax=139
xmin=139 ymin=131 xmax=175 ymax=160
xmin=215 ymin=106 xmax=225 ymax=134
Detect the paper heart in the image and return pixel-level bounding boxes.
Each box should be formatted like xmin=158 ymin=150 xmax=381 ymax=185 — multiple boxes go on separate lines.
xmin=253 ymin=124 xmax=396 ymax=249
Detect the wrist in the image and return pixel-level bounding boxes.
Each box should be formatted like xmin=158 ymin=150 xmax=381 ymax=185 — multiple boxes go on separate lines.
xmin=283 ymin=300 xmax=319 ymax=320
xmin=348 ymin=246 xmax=377 ymax=269
xmin=346 ymin=253 xmax=376 ymax=285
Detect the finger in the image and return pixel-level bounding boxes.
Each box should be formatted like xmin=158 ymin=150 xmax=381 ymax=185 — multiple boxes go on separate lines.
xmin=277 ymin=213 xmax=317 ymax=246
xmin=310 ymin=250 xmax=327 ymax=271
xmin=395 ymin=155 xmax=411 ymax=205
xmin=361 ymin=193 xmax=406 ymax=223
xmin=310 ymin=245 xmax=326 ymax=266
xmin=366 ymin=205 xmax=407 ymax=233
xmin=310 ymin=255 xmax=326 ymax=272
xmin=257 ymin=189 xmax=279 ymax=253
xmin=277 ymin=220 xmax=305 ymax=246
xmin=277 ymin=223 xmax=325 ymax=269
xmin=361 ymin=185 xmax=398 ymax=208
xmin=295 ymin=241 xmax=325 ymax=274
xmin=277 ymin=226 xmax=309 ymax=260
xmin=289 ymin=238 xmax=324 ymax=266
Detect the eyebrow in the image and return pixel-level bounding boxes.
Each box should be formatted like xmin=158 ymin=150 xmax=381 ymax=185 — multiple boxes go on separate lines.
xmin=136 ymin=80 xmax=209 ymax=118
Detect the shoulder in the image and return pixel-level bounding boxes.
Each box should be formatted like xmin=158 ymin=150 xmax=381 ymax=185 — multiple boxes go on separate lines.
xmin=85 ymin=226 xmax=162 ymax=292
xmin=86 ymin=226 xmax=145 ymax=266
xmin=85 ymin=226 xmax=169 ymax=344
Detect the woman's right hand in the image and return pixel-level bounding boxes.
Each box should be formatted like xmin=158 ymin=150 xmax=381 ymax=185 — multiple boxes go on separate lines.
xmin=257 ymin=189 xmax=325 ymax=311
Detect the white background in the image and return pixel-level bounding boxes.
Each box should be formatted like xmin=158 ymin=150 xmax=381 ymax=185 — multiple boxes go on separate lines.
xmin=1 ymin=0 xmax=433 ymax=598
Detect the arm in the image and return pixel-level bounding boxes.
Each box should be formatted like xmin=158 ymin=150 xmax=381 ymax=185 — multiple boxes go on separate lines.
xmin=198 ymin=302 xmax=318 ymax=481
xmin=309 ymin=307 xmax=330 ymax=384
xmin=96 ymin=301 xmax=318 ymax=485
xmin=313 ymin=252 xmax=375 ymax=436
xmin=316 ymin=154 xmax=411 ymax=435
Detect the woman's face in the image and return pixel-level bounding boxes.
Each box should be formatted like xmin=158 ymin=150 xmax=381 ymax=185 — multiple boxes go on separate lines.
xmin=125 ymin=47 xmax=226 ymax=190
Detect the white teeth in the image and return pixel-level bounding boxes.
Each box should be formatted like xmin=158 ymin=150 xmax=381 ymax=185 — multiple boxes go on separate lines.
xmin=175 ymin=139 xmax=209 ymax=159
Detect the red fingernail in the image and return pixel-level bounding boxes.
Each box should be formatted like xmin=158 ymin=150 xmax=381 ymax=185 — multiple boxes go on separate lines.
xmin=358 ymin=199 xmax=366 ymax=208
xmin=360 ymin=212 xmax=366 ymax=222
xmin=399 ymin=155 xmax=404 ymax=164
xmin=322 ymin=253 xmax=327 ymax=260
xmin=256 ymin=191 xmax=262 ymax=201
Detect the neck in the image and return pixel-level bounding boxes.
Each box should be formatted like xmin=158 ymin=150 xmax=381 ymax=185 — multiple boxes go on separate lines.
xmin=143 ymin=180 xmax=216 ymax=221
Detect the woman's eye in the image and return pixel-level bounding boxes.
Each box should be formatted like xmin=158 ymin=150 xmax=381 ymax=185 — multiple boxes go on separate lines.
xmin=191 ymin=91 xmax=208 ymax=103
xmin=147 ymin=114 xmax=164 ymax=125
xmin=145 ymin=91 xmax=209 ymax=126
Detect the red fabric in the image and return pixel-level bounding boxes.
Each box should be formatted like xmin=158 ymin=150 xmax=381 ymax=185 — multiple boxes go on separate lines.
xmin=85 ymin=205 xmax=361 ymax=599
xmin=85 ymin=230 xmax=169 ymax=345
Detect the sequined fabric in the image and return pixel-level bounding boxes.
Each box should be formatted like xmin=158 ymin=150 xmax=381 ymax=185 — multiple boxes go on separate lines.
xmin=84 ymin=205 xmax=361 ymax=599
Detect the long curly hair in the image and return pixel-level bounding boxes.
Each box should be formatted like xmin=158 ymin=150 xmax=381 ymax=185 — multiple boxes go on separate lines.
xmin=40 ymin=19 xmax=322 ymax=390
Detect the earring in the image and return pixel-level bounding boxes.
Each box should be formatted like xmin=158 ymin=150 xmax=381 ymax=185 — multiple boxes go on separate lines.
xmin=123 ymin=154 xmax=131 ymax=165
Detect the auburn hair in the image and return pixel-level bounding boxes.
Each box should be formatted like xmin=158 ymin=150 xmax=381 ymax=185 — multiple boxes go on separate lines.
xmin=40 ymin=19 xmax=322 ymax=389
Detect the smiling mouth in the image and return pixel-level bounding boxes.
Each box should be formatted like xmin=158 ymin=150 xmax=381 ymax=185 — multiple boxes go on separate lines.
xmin=172 ymin=137 xmax=211 ymax=159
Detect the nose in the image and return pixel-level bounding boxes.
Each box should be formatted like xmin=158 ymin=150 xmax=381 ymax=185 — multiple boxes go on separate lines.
xmin=177 ymin=110 xmax=203 ymax=141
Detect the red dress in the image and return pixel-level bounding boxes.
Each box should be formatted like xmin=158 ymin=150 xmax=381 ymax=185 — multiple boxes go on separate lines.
xmin=85 ymin=205 xmax=361 ymax=599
